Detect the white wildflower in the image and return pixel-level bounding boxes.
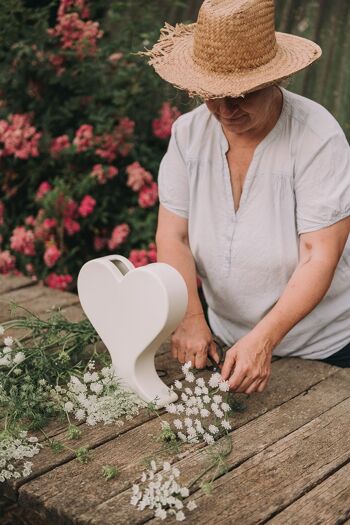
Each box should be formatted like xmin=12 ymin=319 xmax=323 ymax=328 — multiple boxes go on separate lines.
xmin=213 ymin=394 xmax=222 ymax=403
xmin=182 ymin=361 xmax=192 ymax=373
xmin=89 ymin=382 xmax=103 ymax=395
xmin=187 ymin=500 xmax=197 ymax=511
xmin=208 ymin=373 xmax=221 ymax=388
xmin=203 ymin=433 xmax=215 ymax=445
xmin=3 ymin=336 xmax=13 ymax=347
xmin=166 ymin=403 xmax=178 ymax=414
xmin=0 ymin=325 xmax=5 ymax=335
xmin=208 ymin=424 xmax=219 ymax=435
xmin=201 ymin=408 xmax=210 ymax=417
xmin=173 ymin=419 xmax=183 ymax=430
xmin=195 ymin=377 xmax=205 ymax=387
xmin=0 ymin=432 xmax=41 ymax=483
xmin=3 ymin=346 xmax=12 ymax=355
xmin=176 ymin=511 xmax=186 ymax=521
xmin=221 ymin=402 xmax=231 ymax=412
xmin=13 ymin=352 xmax=25 ymax=365
xmin=131 ymin=460 xmax=196 ymax=520
xmin=218 ymin=380 xmax=230 ymax=392
xmin=64 ymin=401 xmax=74 ymax=413
xmin=221 ymin=420 xmax=232 ymax=430
xmin=174 ymin=380 xmax=182 ymax=390
xmin=184 ymin=372 xmax=195 ymax=383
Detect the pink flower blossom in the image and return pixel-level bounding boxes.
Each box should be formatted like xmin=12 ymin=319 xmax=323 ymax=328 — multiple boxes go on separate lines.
xmin=0 ymin=201 xmax=4 ymax=226
xmin=90 ymin=164 xmax=118 ymax=184
xmin=147 ymin=242 xmax=157 ymax=263
xmin=45 ymin=272 xmax=73 ymax=291
xmin=58 ymin=0 xmax=90 ymax=20
xmin=78 ymin=195 xmax=96 ymax=217
xmin=25 ymin=216 xmax=36 ymax=226
xmin=126 ymin=162 xmax=153 ymax=192
xmin=128 ymin=249 xmax=149 ymax=268
xmin=138 ymin=182 xmax=158 ymax=208
xmin=73 ymin=124 xmax=94 ymax=152
xmin=95 ymin=118 xmax=134 ymax=162
xmin=10 ymin=226 xmax=36 ymax=256
xmin=0 ymin=250 xmax=16 ymax=274
xmin=44 ymin=244 xmax=61 ymax=268
xmin=152 ymin=102 xmax=181 ymax=140
xmin=42 ymin=218 xmax=58 ymax=230
xmin=48 ymin=9 xmax=103 ymax=59
xmin=50 ymin=134 xmax=70 ymax=156
xmin=108 ymin=52 xmax=123 ymax=63
xmin=0 ymin=113 xmax=41 ymax=159
xmin=64 ymin=217 xmax=80 ymax=235
xmin=36 ymin=181 xmax=52 ymax=200
xmin=93 ymin=236 xmax=108 ymax=251
xmin=108 ymin=223 xmax=130 ymax=250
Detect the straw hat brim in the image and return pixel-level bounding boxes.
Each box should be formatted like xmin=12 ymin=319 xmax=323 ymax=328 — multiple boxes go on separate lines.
xmin=147 ymin=26 xmax=322 ymax=99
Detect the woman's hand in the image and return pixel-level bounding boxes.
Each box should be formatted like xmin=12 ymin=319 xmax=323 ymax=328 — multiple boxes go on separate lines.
xmin=171 ymin=314 xmax=220 ymax=369
xmin=221 ymin=332 xmax=273 ymax=394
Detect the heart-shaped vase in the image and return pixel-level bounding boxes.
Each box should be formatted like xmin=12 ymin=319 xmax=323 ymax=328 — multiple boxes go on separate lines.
xmin=77 ymin=254 xmax=188 ymax=407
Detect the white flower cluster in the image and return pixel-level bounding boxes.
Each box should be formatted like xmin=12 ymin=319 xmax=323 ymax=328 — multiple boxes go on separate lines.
xmin=51 ymin=361 xmax=146 ymax=426
xmin=0 ymin=430 xmax=41 ymax=483
xmin=165 ymin=362 xmax=232 ymax=445
xmin=0 ymin=333 xmax=25 ymax=370
xmin=130 ymin=460 xmax=197 ymax=521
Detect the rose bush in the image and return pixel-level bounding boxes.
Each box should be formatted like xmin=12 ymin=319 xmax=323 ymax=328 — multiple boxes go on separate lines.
xmin=0 ymin=0 xmax=188 ymax=291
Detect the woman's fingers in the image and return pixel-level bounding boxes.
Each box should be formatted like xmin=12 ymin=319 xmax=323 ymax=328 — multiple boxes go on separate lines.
xmin=208 ymin=341 xmax=220 ymax=365
xmin=221 ymin=350 xmax=236 ymax=380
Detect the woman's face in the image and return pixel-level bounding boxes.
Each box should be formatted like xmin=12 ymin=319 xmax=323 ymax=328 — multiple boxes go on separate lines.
xmin=205 ymin=85 xmax=279 ymax=135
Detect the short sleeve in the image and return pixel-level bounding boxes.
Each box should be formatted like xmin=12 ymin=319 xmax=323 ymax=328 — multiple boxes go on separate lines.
xmin=294 ymin=130 xmax=350 ymax=234
xmin=157 ymin=119 xmax=189 ymax=219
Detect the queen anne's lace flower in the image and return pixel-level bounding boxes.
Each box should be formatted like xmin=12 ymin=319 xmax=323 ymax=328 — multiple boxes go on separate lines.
xmin=51 ymin=362 xmax=145 ymax=426
xmin=163 ymin=362 xmax=233 ymax=445
xmin=131 ymin=460 xmax=196 ymax=521
xmin=0 ymin=431 xmax=41 ymax=482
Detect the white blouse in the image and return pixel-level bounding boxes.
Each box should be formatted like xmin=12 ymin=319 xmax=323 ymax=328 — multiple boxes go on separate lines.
xmin=158 ymin=87 xmax=350 ymax=360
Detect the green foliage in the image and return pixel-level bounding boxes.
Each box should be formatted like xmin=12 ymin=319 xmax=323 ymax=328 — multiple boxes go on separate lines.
xmin=0 ymin=0 xmax=192 ymax=290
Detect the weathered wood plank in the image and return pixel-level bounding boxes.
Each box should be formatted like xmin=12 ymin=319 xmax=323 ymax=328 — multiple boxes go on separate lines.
xmin=0 ymin=274 xmax=36 ymax=294
xmin=76 ymin=367 xmax=350 ymax=525
xmin=16 ymin=360 xmax=341 ymax=524
xmin=0 ymin=284 xmax=80 ymax=323
xmin=266 ymin=461 xmax=350 ymax=524
xmin=152 ymin=393 xmax=350 ymax=525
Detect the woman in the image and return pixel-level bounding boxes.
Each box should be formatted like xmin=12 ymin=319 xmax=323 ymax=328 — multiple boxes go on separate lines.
xmin=140 ymin=0 xmax=350 ymax=394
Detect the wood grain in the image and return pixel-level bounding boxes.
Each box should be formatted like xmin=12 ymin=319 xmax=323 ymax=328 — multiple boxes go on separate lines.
xmin=267 ymin=461 xmax=350 ymax=524
xmin=16 ymin=362 xmax=342 ymax=524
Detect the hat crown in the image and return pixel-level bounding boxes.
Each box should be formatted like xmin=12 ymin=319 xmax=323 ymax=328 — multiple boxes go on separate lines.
xmin=193 ymin=0 xmax=278 ymax=73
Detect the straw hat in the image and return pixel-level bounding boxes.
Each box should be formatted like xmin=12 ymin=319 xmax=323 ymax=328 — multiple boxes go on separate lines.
xmin=139 ymin=0 xmax=322 ymax=99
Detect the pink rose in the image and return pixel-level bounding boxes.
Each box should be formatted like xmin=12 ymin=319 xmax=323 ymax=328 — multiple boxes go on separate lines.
xmin=36 ymin=181 xmax=52 ymax=200
xmin=44 ymin=244 xmax=61 ymax=268
xmin=78 ymin=195 xmax=96 ymax=217
xmin=45 ymin=272 xmax=73 ymax=291
xmin=108 ymin=223 xmax=130 ymax=250
xmin=138 ymin=182 xmax=158 ymax=208
xmin=152 ymin=102 xmax=181 ymax=140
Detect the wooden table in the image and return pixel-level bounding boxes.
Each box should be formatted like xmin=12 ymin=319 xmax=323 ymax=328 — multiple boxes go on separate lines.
xmin=1 ymin=274 xmax=350 ymax=525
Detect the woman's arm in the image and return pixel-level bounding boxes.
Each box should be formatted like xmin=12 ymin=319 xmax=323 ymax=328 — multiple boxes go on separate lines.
xmin=221 ymin=216 xmax=350 ymax=394
xmin=156 ymin=204 xmax=219 ymax=368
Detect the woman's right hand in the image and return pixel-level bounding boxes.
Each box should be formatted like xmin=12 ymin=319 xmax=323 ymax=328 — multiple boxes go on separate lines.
xmin=170 ymin=314 xmax=220 ymax=369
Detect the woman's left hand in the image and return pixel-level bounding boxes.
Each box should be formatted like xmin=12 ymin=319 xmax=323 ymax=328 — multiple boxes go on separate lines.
xmin=220 ymin=332 xmax=273 ymax=394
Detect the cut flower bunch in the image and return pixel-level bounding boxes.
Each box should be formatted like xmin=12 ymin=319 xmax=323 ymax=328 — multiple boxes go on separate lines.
xmin=0 ymin=301 xmax=239 ymax=521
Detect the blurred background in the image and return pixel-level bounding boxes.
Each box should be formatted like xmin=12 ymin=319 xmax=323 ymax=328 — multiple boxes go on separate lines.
xmin=0 ymin=0 xmax=349 ymax=295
